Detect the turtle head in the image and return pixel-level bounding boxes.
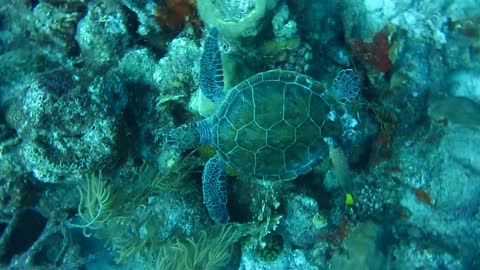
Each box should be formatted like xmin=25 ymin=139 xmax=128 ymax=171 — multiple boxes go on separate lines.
xmin=167 ymin=119 xmax=213 ymax=151
xmin=167 ymin=123 xmax=201 ymax=151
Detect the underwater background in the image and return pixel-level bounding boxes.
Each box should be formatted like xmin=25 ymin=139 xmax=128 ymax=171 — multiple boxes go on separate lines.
xmin=0 ymin=0 xmax=479 ymax=269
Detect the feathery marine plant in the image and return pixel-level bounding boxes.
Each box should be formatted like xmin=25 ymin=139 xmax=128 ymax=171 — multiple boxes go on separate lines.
xmin=68 ymin=172 xmax=114 ymax=237
xmin=155 ymin=225 xmax=242 ymax=270
xmin=67 ymin=161 xmax=196 ymax=235
xmin=64 ymin=162 xmax=199 ymax=264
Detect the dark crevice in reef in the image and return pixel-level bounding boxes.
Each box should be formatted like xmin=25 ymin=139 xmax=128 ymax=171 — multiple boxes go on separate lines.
xmin=0 ymin=209 xmax=47 ymax=265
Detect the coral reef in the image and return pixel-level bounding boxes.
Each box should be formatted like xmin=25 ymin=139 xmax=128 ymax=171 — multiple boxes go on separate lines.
xmin=75 ymin=1 xmax=130 ymax=72
xmin=7 ymin=69 xmax=122 ymax=183
xmin=0 ymin=0 xmax=479 ymax=269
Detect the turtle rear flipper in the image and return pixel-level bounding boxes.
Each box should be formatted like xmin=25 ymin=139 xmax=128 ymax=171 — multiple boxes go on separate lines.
xmin=200 ymin=28 xmax=224 ymax=104
xmin=202 ymin=155 xmax=229 ymax=224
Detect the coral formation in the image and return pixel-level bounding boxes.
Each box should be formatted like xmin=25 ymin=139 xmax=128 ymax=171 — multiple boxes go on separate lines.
xmin=75 ymin=1 xmax=130 ymax=72
xmin=255 ymin=233 xmax=284 ymax=262
xmin=8 ymin=69 xmax=122 ymax=183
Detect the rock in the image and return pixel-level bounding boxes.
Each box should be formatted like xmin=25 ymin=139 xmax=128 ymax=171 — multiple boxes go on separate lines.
xmin=284 ymin=194 xmax=321 ymax=248
xmin=329 ymin=221 xmax=385 ymax=270
xmin=75 ymin=1 xmax=129 ymax=72
xmin=449 ymin=70 xmax=480 ymax=103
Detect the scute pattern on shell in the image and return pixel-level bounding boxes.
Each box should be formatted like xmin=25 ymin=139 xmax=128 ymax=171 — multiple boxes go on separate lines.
xmin=212 ymin=70 xmax=344 ymax=181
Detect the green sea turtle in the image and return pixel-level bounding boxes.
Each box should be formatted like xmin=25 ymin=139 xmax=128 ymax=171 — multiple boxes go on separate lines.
xmin=168 ymin=28 xmax=360 ymax=224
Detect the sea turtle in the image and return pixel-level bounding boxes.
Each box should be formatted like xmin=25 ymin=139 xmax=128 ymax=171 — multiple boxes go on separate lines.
xmin=168 ymin=28 xmax=360 ymax=224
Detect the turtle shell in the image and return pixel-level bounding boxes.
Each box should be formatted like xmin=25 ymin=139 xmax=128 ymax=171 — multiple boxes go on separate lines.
xmin=211 ymin=70 xmax=345 ymax=180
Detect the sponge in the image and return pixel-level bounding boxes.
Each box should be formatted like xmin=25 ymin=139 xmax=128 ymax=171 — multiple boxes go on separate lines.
xmin=197 ymin=0 xmax=280 ymax=39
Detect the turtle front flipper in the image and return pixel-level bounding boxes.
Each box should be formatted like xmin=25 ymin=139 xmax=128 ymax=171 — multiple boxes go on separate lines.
xmin=202 ymin=155 xmax=229 ymax=224
xmin=200 ymin=28 xmax=224 ymax=104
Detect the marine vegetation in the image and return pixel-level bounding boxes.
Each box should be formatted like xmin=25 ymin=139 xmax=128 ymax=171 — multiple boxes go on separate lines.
xmin=66 ymin=160 xmax=197 ymax=264
xmin=154 ymin=224 xmax=242 ymax=270
xmin=69 ymin=172 xmax=114 ymax=237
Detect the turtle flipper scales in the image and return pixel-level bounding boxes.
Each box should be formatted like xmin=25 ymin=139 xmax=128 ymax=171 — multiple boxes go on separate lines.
xmin=202 ymin=155 xmax=229 ymax=224
xmin=330 ymin=69 xmax=360 ymax=103
xmin=200 ymin=28 xmax=224 ymax=104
